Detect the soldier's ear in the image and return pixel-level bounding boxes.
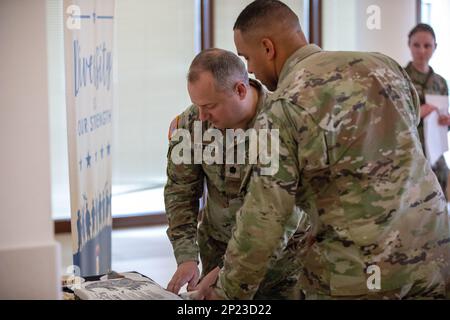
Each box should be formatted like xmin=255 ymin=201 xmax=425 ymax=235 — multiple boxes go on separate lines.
xmin=235 ymin=82 xmax=247 ymax=100
xmin=261 ymin=38 xmax=275 ymax=61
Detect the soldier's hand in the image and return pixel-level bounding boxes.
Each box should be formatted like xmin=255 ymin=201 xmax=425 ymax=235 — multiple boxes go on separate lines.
xmin=194 ymin=266 xmax=220 ymax=299
xmin=205 ymin=288 xmax=222 ymax=300
xmin=420 ymin=103 xmax=438 ymax=118
xmin=166 ymin=260 xmax=200 ymax=294
xmin=438 ymin=114 xmax=450 ymax=126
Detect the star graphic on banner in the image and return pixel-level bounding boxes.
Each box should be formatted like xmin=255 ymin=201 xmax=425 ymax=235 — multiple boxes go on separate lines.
xmin=79 ymin=159 xmax=83 ymax=171
xmin=100 ymin=146 xmax=104 ymax=159
xmin=86 ymin=152 xmax=92 ymax=168
xmin=107 ymin=143 xmax=111 ymax=155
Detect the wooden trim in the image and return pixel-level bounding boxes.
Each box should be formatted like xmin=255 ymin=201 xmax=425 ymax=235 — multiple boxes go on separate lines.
xmin=309 ymin=0 xmax=322 ymax=47
xmin=54 ymin=213 xmax=168 ymax=234
xmin=113 ymin=213 xmax=168 ymax=229
xmin=416 ymin=0 xmax=422 ymax=23
xmin=201 ymin=0 xmax=214 ymax=50
xmin=54 ymin=219 xmax=72 ymax=234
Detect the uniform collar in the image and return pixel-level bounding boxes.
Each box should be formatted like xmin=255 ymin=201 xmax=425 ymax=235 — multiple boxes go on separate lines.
xmin=406 ymin=61 xmax=435 ymax=77
xmin=278 ymin=44 xmax=323 ymax=85
xmin=247 ymin=78 xmax=266 ymax=129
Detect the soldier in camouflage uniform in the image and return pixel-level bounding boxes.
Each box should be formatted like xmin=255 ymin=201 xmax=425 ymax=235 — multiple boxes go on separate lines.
xmin=164 ymin=48 xmax=308 ymax=299
xmin=405 ymin=23 xmax=450 ymax=199
xmin=205 ymin=0 xmax=450 ymax=300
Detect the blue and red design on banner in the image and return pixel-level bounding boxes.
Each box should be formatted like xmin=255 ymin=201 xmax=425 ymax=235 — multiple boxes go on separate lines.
xmin=64 ymin=0 xmax=115 ymax=277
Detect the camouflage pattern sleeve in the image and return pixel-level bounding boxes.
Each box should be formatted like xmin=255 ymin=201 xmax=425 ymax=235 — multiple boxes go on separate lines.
xmin=164 ymin=109 xmax=204 ymax=265
xmin=398 ymin=64 xmax=421 ymax=127
xmin=215 ymin=100 xmax=305 ymax=299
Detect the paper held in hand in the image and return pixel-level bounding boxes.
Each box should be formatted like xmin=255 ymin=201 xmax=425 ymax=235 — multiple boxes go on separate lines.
xmin=423 ymin=94 xmax=450 ymax=167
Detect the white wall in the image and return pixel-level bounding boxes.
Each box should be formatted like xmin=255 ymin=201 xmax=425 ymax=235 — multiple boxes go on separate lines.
xmin=323 ymin=0 xmax=416 ymax=65
xmin=425 ymin=0 xmax=450 ymax=83
xmin=0 ymin=0 xmax=61 ymax=299
xmin=355 ymin=0 xmax=416 ymax=65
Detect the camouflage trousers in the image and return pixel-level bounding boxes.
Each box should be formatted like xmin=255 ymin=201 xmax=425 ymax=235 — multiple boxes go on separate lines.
xmin=304 ymin=280 xmax=449 ymax=300
xmin=197 ymin=226 xmax=304 ymax=300
xmin=432 ymin=156 xmax=449 ymax=200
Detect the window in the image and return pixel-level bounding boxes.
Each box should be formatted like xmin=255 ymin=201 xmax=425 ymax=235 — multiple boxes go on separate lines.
xmin=111 ymin=0 xmax=199 ymax=216
xmin=47 ymin=0 xmax=70 ymax=220
xmin=48 ymin=0 xmax=199 ymax=220
xmin=420 ymin=0 xmax=450 ymax=84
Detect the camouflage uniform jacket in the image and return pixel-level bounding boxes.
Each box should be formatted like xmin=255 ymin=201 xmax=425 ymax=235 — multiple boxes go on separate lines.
xmin=164 ymin=80 xmax=266 ymax=266
xmin=216 ymin=44 xmax=450 ymax=299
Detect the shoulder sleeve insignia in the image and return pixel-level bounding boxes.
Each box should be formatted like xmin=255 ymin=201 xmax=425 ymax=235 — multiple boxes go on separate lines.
xmin=168 ymin=115 xmax=180 ymax=140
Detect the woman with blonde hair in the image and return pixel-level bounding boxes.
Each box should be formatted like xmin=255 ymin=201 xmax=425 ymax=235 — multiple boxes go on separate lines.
xmin=405 ymin=23 xmax=450 ymax=198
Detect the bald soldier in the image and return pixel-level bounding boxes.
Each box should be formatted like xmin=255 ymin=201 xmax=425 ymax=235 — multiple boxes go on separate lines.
xmin=203 ymin=0 xmax=450 ymax=300
xmin=164 ymin=48 xmax=308 ymax=299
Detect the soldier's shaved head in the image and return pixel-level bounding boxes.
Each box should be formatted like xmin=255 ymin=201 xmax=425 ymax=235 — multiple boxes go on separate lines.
xmin=188 ymin=48 xmax=249 ymax=93
xmin=234 ymin=0 xmax=303 ymax=40
xmin=232 ymin=0 xmax=308 ymax=90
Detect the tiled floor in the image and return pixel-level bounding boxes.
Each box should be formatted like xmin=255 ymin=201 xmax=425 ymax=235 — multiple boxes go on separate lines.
xmin=55 ymin=225 xmax=179 ymax=289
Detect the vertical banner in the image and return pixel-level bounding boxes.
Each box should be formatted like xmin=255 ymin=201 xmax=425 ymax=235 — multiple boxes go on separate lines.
xmin=64 ymin=0 xmax=115 ymax=276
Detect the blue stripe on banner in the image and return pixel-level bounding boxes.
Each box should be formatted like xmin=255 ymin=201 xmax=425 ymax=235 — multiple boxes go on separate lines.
xmin=97 ymin=16 xmax=114 ymax=19
xmin=72 ymin=15 xmax=91 ymax=19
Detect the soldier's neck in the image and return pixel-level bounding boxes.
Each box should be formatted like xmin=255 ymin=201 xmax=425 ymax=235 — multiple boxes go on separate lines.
xmin=412 ymin=61 xmax=430 ymax=74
